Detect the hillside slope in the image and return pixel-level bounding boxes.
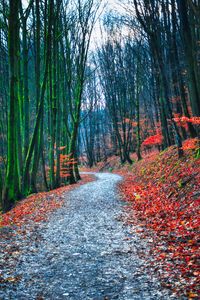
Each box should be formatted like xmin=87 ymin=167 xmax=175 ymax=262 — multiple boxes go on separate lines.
xmin=116 ymin=144 xmax=200 ymax=298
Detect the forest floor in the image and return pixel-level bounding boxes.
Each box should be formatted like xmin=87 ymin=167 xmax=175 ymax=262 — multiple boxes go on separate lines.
xmin=0 ymin=142 xmax=199 ymax=300
xmin=82 ymin=142 xmax=200 ymax=299
xmin=1 ymin=173 xmax=178 ymax=300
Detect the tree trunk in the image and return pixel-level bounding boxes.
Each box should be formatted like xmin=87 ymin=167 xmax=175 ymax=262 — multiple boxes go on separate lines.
xmin=2 ymin=0 xmax=21 ymax=212
xmin=177 ymin=0 xmax=200 ymax=116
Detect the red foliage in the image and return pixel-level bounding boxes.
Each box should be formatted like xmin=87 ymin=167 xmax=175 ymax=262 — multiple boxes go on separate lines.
xmin=142 ymin=134 xmax=163 ymax=147
xmin=117 ymin=144 xmax=200 ymax=298
xmin=173 ymin=115 xmax=200 ymax=127
xmin=123 ymin=118 xmax=138 ymax=127
xmin=0 ymin=174 xmax=95 ymax=228
xmin=59 ymin=145 xmax=67 ymax=151
xmin=54 ymin=153 xmax=77 ymax=178
xmin=182 ymin=138 xmax=199 ymax=150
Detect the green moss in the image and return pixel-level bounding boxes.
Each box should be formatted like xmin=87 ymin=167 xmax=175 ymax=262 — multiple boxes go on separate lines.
xmin=160 ymin=175 xmax=165 ymax=183
xmin=177 ymin=179 xmax=183 ymax=188
xmin=195 ymin=148 xmax=200 ymax=160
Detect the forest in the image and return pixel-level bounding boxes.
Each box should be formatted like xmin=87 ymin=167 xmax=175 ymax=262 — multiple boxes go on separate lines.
xmin=0 ymin=0 xmax=200 ymax=298
xmin=0 ymin=0 xmax=199 ymax=211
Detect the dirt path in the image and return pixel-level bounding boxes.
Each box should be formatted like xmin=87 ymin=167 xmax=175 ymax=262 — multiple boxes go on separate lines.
xmin=0 ymin=173 xmax=177 ymax=300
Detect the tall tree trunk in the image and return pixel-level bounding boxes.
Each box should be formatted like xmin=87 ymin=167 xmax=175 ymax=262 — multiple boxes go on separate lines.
xmin=2 ymin=0 xmax=21 ymax=212
xmin=23 ymin=0 xmax=53 ymax=195
xmin=30 ymin=0 xmax=42 ymax=193
xmin=177 ymin=0 xmax=200 ymax=116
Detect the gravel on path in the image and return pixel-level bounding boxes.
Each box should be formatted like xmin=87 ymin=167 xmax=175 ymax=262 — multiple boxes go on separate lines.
xmin=0 ymin=173 xmax=178 ymax=300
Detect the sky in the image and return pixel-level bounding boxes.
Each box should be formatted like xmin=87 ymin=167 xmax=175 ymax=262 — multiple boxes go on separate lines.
xmin=22 ymin=0 xmax=124 ymax=50
xmin=90 ymin=0 xmax=125 ymax=50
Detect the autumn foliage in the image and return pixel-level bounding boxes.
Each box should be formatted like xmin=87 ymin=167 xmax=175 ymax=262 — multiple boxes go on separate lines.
xmin=182 ymin=138 xmax=200 ymax=150
xmin=142 ymin=133 xmax=163 ymax=147
xmin=0 ymin=174 xmax=94 ymax=228
xmin=59 ymin=153 xmax=76 ymax=178
xmin=117 ymin=141 xmax=200 ymax=298
xmin=173 ymin=115 xmax=200 ymax=126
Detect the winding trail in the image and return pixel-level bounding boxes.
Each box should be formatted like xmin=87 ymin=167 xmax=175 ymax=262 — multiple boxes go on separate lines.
xmin=1 ymin=173 xmax=176 ymax=300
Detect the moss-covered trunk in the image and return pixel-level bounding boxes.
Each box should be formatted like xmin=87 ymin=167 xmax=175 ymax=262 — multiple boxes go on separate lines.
xmin=2 ymin=0 xmax=21 ymax=212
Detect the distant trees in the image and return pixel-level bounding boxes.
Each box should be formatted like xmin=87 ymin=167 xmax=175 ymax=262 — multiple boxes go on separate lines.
xmin=96 ymin=34 xmax=147 ymax=163
xmin=80 ymin=0 xmax=200 ymax=167
xmin=80 ymin=68 xmax=113 ymax=167
xmin=79 ymin=33 xmax=157 ymax=165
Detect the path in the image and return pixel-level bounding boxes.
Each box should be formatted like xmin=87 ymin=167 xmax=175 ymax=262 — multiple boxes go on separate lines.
xmin=0 ymin=173 xmax=177 ymax=300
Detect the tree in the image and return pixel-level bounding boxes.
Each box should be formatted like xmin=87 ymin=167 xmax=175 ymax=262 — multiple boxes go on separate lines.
xmin=2 ymin=0 xmax=21 ymax=212
xmin=177 ymin=0 xmax=200 ymax=117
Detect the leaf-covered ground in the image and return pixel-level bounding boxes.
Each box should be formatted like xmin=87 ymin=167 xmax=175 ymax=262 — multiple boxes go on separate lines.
xmin=116 ymin=146 xmax=200 ymax=299
xmin=0 ymin=174 xmax=95 ymax=288
xmin=0 ymin=174 xmax=95 ymax=228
